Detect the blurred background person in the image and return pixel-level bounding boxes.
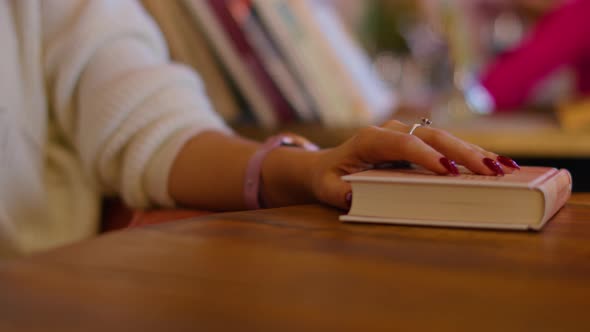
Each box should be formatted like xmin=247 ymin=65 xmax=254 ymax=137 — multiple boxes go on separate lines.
xmin=337 ymin=0 xmax=587 ymax=116
xmin=474 ymin=0 xmax=590 ymax=113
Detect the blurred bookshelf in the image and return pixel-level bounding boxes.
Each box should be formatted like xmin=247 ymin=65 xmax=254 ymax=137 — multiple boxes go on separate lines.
xmin=142 ymin=0 xmax=590 ymax=191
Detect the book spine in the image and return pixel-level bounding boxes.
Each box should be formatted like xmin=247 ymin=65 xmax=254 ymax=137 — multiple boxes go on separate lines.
xmin=536 ymin=169 xmax=572 ymax=229
xmin=184 ymin=0 xmax=278 ymax=128
xmin=227 ymin=0 xmax=318 ymax=122
xmin=291 ymin=0 xmax=395 ymax=123
xmin=208 ymin=0 xmax=296 ymax=123
xmin=254 ymin=0 xmax=356 ymax=127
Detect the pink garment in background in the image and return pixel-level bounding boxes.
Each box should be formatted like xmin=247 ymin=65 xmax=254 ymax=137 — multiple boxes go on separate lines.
xmin=480 ymin=0 xmax=590 ymax=111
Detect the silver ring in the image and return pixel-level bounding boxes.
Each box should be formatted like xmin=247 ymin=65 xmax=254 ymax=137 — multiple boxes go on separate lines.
xmin=408 ymin=117 xmax=432 ymax=135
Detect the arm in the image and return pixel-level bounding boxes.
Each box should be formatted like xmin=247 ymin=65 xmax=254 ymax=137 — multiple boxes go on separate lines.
xmin=168 ymin=131 xmax=318 ymax=211
xmin=168 ymin=121 xmax=517 ymax=211
xmin=43 ymin=0 xmax=230 ymax=208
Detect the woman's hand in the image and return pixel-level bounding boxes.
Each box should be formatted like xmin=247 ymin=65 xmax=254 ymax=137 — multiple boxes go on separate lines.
xmin=169 ymin=123 xmax=518 ymax=212
xmin=308 ymin=120 xmax=520 ymax=210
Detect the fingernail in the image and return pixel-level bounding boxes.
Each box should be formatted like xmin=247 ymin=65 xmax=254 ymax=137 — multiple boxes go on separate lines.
xmin=345 ymin=192 xmax=352 ymax=208
xmin=483 ymin=158 xmax=504 ymax=176
xmin=497 ymin=156 xmax=520 ymax=170
xmin=439 ymin=157 xmax=459 ymax=175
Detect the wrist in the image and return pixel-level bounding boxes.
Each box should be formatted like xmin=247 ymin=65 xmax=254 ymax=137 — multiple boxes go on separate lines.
xmin=260 ymin=146 xmax=321 ymax=208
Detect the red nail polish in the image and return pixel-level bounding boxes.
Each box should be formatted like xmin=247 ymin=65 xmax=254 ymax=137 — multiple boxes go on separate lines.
xmin=440 ymin=157 xmax=459 ymax=175
xmin=345 ymin=192 xmax=352 ymax=208
xmin=497 ymin=156 xmax=520 ymax=170
xmin=483 ymin=158 xmax=504 ymax=176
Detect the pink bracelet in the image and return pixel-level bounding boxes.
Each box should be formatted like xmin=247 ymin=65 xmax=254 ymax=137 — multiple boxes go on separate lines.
xmin=243 ymin=135 xmax=304 ymax=210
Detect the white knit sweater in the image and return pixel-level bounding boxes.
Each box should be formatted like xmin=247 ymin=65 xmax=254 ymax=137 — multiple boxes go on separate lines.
xmin=0 ymin=0 xmax=229 ymax=256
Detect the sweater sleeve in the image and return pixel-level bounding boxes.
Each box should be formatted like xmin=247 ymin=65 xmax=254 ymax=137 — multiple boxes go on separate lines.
xmin=42 ymin=0 xmax=231 ymax=208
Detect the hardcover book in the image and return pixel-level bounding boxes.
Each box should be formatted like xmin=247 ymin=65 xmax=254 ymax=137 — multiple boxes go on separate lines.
xmin=341 ymin=166 xmax=572 ymax=230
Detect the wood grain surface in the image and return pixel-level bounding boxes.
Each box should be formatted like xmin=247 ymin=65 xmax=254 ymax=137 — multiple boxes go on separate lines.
xmin=1 ymin=195 xmax=589 ymax=331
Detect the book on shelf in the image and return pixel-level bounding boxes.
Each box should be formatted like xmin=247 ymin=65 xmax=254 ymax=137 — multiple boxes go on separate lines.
xmin=184 ymin=0 xmax=282 ymax=128
xmin=341 ymin=166 xmax=572 ymax=230
xmin=253 ymin=0 xmax=396 ymax=127
xmin=227 ymin=0 xmax=318 ymax=122
xmin=287 ymin=0 xmax=395 ymax=123
xmin=141 ymin=0 xmax=241 ymax=124
xmin=207 ymin=0 xmax=298 ymax=123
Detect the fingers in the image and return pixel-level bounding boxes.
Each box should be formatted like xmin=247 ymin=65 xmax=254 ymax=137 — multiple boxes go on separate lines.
xmin=417 ymin=129 xmax=523 ymax=175
xmin=380 ymin=120 xmax=519 ymax=175
xmin=380 ymin=120 xmax=495 ymax=174
xmin=414 ymin=128 xmax=502 ymax=176
xmin=317 ymin=172 xmax=353 ymax=210
xmin=319 ymin=126 xmax=450 ymax=209
xmin=466 ymin=143 xmax=515 ymax=174
xmin=320 ymin=122 xmax=521 ymax=210
xmin=351 ymin=126 xmax=458 ymax=175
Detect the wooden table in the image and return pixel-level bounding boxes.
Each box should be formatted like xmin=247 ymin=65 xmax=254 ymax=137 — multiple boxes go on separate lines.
xmin=1 ymin=195 xmax=590 ymax=331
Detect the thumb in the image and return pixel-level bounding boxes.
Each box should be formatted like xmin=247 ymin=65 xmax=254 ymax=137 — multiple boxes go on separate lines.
xmin=317 ymin=172 xmax=353 ymax=210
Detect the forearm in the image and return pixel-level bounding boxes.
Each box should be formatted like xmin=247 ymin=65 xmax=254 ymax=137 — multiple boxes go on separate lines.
xmin=168 ymin=131 xmax=319 ymax=211
xmin=260 ymin=141 xmax=320 ymax=208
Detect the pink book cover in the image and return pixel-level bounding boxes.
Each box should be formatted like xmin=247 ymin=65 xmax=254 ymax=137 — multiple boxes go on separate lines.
xmin=342 ymin=166 xmax=563 ymax=189
xmin=342 ymin=166 xmax=572 ymax=230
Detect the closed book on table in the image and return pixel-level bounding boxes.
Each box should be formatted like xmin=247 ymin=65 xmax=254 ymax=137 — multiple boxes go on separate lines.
xmin=341 ymin=166 xmax=572 ymax=230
